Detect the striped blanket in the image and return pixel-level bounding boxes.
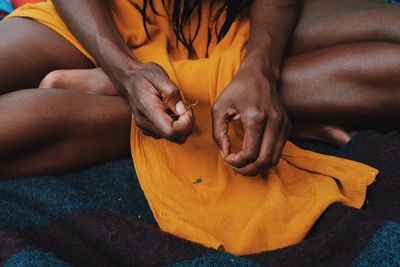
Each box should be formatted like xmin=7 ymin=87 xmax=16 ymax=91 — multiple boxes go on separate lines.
xmin=1 ymin=131 xmax=399 ymax=266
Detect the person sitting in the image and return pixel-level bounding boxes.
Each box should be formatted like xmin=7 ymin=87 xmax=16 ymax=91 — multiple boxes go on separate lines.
xmin=0 ymin=0 xmax=398 ymax=254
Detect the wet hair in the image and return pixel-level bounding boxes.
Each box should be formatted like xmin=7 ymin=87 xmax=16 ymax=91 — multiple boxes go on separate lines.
xmin=141 ymin=0 xmax=253 ymax=58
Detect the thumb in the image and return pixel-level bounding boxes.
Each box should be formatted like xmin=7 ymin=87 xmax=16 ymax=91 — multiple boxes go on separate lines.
xmin=212 ymin=104 xmax=232 ymax=158
xmin=172 ymin=109 xmax=195 ymax=143
xmin=153 ymin=75 xmax=186 ymax=116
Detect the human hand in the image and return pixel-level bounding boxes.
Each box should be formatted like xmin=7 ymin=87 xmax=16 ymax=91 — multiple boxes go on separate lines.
xmin=121 ymin=62 xmax=195 ymax=144
xmin=212 ymin=68 xmax=290 ymax=176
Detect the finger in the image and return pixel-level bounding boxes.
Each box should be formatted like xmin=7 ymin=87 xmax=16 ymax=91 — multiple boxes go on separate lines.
xmin=154 ymin=75 xmax=186 ymax=116
xmin=231 ymin=117 xmax=280 ymax=176
xmin=225 ymin=110 xmax=265 ymax=168
xmin=134 ymin=78 xmax=176 ymax=138
xmin=212 ymin=105 xmax=234 ymax=158
xmin=172 ymin=109 xmax=195 ymax=141
xmin=143 ymin=96 xmax=191 ymax=142
xmin=137 ymin=76 xmax=191 ymax=142
xmin=135 ymin=112 xmax=163 ymax=139
xmin=271 ymin=120 xmax=290 ymax=165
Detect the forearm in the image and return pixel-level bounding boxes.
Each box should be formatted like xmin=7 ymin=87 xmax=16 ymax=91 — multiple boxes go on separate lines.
xmin=52 ymin=1 xmax=195 ymax=143
xmin=242 ymin=0 xmax=300 ymax=79
xmin=52 ymin=0 xmax=140 ymax=96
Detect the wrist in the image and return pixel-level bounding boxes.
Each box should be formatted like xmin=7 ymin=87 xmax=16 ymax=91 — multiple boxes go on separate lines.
xmin=243 ymin=33 xmax=282 ymax=80
xmin=242 ymin=54 xmax=280 ymax=82
xmin=239 ymin=55 xmax=279 ymax=85
xmin=97 ymin=49 xmax=142 ymax=97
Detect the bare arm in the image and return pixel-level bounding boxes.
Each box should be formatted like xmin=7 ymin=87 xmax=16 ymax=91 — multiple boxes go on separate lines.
xmin=52 ymin=0 xmax=136 ymax=92
xmin=52 ymin=0 xmax=194 ymax=143
xmin=212 ymin=0 xmax=299 ymax=175
xmin=245 ymin=0 xmax=299 ymax=77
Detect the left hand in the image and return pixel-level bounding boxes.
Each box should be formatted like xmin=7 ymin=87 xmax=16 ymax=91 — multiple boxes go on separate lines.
xmin=212 ymin=67 xmax=291 ymax=176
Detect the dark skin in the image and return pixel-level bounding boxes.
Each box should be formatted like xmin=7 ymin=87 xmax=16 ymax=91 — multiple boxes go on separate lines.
xmin=212 ymin=0 xmax=298 ymax=175
xmin=52 ymin=0 xmax=195 ymax=144
xmin=51 ymin=0 xmax=298 ymax=176
xmin=1 ymin=0 xmax=400 ymax=178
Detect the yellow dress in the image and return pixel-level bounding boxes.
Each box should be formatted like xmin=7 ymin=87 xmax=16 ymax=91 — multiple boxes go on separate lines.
xmin=7 ymin=0 xmax=378 ymax=255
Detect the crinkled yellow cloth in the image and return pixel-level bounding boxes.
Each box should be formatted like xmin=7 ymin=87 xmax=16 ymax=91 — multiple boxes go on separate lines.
xmin=8 ymin=0 xmax=378 ymax=255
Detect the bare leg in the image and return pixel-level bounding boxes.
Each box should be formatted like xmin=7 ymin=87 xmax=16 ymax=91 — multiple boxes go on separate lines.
xmin=4 ymin=0 xmax=400 ymax=178
xmin=278 ymin=0 xmax=400 ymax=143
xmin=42 ymin=43 xmax=400 ymax=146
xmin=292 ymin=0 xmax=400 ymax=54
xmin=0 ymin=89 xmax=131 ymax=179
xmin=282 ymin=42 xmax=400 ymax=125
xmin=0 ymin=18 xmax=131 ymax=178
xmin=39 ymin=68 xmax=120 ymax=96
xmin=0 ymin=18 xmax=93 ymax=93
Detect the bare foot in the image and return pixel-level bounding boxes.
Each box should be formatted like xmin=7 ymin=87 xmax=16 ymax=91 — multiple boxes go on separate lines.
xmin=291 ymin=124 xmax=355 ymax=146
xmin=39 ymin=68 xmax=120 ymax=96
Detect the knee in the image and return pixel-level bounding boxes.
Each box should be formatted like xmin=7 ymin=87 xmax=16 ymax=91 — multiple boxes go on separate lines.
xmin=39 ymin=70 xmax=66 ymax=89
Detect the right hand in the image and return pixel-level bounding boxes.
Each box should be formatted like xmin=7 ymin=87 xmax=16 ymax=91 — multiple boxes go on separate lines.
xmin=120 ymin=62 xmax=195 ymax=144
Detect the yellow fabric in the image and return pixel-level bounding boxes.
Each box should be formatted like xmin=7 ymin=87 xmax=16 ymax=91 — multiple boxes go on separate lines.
xmin=8 ymin=0 xmax=378 ymax=255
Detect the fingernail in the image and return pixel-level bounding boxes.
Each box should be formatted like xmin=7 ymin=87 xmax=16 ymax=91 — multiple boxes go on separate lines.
xmin=175 ymin=101 xmax=185 ymax=115
xmin=220 ymin=150 xmax=225 ymax=159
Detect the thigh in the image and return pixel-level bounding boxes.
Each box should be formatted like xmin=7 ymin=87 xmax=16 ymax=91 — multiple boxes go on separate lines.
xmin=280 ymin=42 xmax=400 ymax=124
xmin=0 ymin=89 xmax=131 ymax=179
xmin=291 ymin=0 xmax=400 ymax=54
xmin=0 ymin=18 xmax=93 ymax=93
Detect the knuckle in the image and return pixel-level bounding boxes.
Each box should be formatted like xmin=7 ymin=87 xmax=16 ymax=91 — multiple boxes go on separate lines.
xmin=137 ymin=63 xmax=165 ymax=81
xmin=211 ymin=102 xmax=222 ymax=114
xmin=131 ymin=70 xmax=144 ymax=81
xmin=269 ymin=111 xmax=282 ymax=121
xmin=150 ymin=70 xmax=165 ymax=81
xmin=162 ymin=85 xmax=179 ymax=98
xmin=146 ymin=62 xmax=162 ymax=70
xmin=211 ymin=104 xmax=226 ymax=122
xmin=147 ymin=63 xmax=165 ymax=76
xmin=244 ymin=109 xmax=265 ymax=123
